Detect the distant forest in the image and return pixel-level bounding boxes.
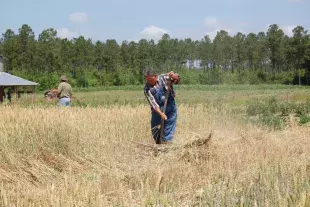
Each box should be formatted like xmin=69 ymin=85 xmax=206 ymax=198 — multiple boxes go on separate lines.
xmin=1 ymin=24 xmax=310 ymax=90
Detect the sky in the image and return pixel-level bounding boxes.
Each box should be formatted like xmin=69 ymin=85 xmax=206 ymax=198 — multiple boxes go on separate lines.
xmin=0 ymin=0 xmax=309 ymax=43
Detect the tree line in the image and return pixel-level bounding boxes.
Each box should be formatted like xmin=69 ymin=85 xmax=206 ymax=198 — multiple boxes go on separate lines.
xmin=0 ymin=24 xmax=310 ymax=90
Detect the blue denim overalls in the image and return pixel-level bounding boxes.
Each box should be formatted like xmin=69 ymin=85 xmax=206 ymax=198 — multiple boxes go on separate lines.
xmin=58 ymin=97 xmax=71 ymax=107
xmin=150 ymin=77 xmax=177 ymax=142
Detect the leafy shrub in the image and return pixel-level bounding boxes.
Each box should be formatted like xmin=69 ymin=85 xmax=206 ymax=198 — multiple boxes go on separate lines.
xmin=246 ymin=97 xmax=279 ymax=116
xmin=299 ymin=114 xmax=310 ymax=125
xmin=245 ymin=96 xmax=310 ymax=129
xmin=259 ymin=114 xmax=284 ymax=130
xmin=266 ymin=96 xmax=278 ymax=114
xmin=246 ymin=99 xmax=263 ymax=116
xmin=279 ymin=102 xmax=296 ymax=116
xmin=180 ymin=69 xmax=201 ymax=84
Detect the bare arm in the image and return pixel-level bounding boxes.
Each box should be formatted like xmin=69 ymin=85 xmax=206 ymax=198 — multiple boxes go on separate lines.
xmin=153 ymin=107 xmax=167 ymax=120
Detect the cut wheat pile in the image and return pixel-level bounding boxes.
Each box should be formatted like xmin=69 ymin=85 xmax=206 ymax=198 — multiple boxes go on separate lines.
xmin=0 ymin=105 xmax=310 ymax=206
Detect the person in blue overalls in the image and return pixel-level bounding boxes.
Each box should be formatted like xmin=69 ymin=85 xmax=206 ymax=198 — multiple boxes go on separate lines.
xmin=143 ymin=68 xmax=180 ymax=144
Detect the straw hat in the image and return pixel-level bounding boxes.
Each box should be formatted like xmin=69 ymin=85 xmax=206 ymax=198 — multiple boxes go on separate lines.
xmin=60 ymin=75 xmax=68 ymax=82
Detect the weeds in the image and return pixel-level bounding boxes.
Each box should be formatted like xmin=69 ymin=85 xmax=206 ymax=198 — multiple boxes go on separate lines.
xmin=246 ymin=96 xmax=310 ymax=129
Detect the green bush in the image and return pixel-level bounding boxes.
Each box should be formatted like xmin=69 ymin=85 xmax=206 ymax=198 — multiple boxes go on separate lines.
xmin=259 ymin=114 xmax=284 ymax=130
xmin=116 ymin=68 xmax=140 ymax=85
xmin=179 ymin=69 xmax=201 ymax=84
xmin=279 ymin=102 xmax=296 ymax=116
xmin=299 ymin=114 xmax=310 ymax=125
xmin=306 ymin=97 xmax=310 ymax=112
xmin=246 ymin=97 xmax=279 ymax=116
xmin=266 ymin=96 xmax=278 ymax=114
xmin=246 ymin=96 xmax=310 ymax=129
xmin=246 ymin=99 xmax=263 ymax=116
xmin=256 ymin=71 xmax=268 ymax=83
xmin=11 ymin=70 xmax=61 ymax=91
xmin=294 ymin=103 xmax=309 ymax=116
xmin=273 ymin=71 xmax=295 ymax=84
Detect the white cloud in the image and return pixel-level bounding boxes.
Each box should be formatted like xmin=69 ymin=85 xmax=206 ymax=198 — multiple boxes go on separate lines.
xmin=140 ymin=25 xmax=169 ymax=41
xmin=265 ymin=24 xmax=296 ymax=36
xmin=69 ymin=12 xmax=88 ymax=23
xmin=204 ymin=17 xmax=218 ymax=27
xmin=281 ymin=25 xmax=296 ymax=36
xmin=203 ymin=17 xmax=238 ymax=40
xmin=206 ymin=28 xmax=234 ymax=40
xmin=265 ymin=23 xmax=271 ymax=30
xmin=57 ymin=28 xmax=78 ymax=39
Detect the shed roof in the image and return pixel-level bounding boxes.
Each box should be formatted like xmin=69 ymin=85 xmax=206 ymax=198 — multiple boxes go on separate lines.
xmin=0 ymin=72 xmax=39 ymax=86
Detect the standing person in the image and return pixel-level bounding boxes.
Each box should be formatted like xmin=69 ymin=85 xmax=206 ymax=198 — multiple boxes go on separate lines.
xmin=0 ymin=86 xmax=4 ymax=103
xmin=144 ymin=68 xmax=180 ymax=144
xmin=57 ymin=75 xmax=72 ymax=107
xmin=6 ymin=87 xmax=12 ymax=102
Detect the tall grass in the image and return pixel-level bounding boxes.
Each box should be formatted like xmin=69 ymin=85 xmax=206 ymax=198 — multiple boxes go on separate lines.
xmin=0 ymin=104 xmax=310 ymax=206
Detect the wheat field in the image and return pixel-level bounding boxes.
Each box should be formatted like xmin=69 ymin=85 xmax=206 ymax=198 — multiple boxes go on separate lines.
xmin=1 ymin=87 xmax=310 ymax=206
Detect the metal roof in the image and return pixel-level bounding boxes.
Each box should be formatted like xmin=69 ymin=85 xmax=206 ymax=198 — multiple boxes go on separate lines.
xmin=0 ymin=72 xmax=39 ymax=86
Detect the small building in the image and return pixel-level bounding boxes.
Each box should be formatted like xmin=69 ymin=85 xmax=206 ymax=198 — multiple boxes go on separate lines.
xmin=0 ymin=55 xmax=39 ymax=103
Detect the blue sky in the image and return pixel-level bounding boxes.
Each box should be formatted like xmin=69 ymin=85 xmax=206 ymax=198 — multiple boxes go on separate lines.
xmin=0 ymin=0 xmax=309 ymax=42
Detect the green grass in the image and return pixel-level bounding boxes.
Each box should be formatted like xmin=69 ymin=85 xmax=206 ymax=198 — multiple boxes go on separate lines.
xmin=72 ymin=85 xmax=310 ymax=109
xmin=70 ymin=84 xmax=310 ymax=92
xmin=8 ymin=84 xmax=310 ymax=106
xmin=7 ymin=84 xmax=310 ymax=129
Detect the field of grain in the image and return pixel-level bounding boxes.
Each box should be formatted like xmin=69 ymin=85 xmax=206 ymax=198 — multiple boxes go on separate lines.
xmin=1 ymin=85 xmax=310 ymax=206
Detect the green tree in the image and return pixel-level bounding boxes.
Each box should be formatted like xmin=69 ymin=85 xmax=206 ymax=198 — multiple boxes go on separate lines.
xmin=292 ymin=26 xmax=309 ymax=84
xmin=1 ymin=23 xmax=310 ymax=87
xmin=60 ymin=38 xmax=74 ymax=73
xmin=94 ymin=40 xmax=105 ymax=85
xmin=37 ymin=28 xmax=59 ymax=73
xmin=18 ymin=24 xmax=36 ymax=72
xmin=233 ymin=32 xmax=246 ymax=71
xmin=198 ymin=35 xmax=212 ymax=71
xmin=245 ymin=33 xmax=257 ymax=70
xmin=103 ymin=39 xmax=120 ymax=73
xmin=266 ymin=24 xmax=285 ymax=73
xmin=213 ymin=30 xmax=234 ymax=70
xmin=255 ymin=32 xmax=269 ymax=70
xmin=157 ymin=34 xmax=172 ymax=71
xmin=120 ymin=40 xmax=130 ymax=68
xmin=1 ymin=29 xmax=19 ymax=72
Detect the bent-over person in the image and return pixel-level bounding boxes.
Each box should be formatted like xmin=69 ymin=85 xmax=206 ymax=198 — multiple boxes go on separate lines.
xmin=143 ymin=68 xmax=180 ymax=144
